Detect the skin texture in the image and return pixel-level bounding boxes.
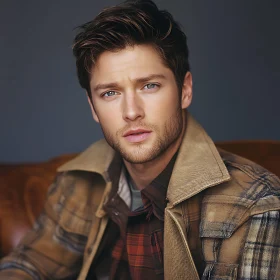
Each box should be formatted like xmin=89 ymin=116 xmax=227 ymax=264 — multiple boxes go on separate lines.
xmin=88 ymin=44 xmax=193 ymax=189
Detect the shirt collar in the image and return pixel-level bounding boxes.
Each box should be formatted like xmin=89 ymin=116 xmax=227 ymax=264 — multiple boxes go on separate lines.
xmin=137 ymin=151 xmax=177 ymax=220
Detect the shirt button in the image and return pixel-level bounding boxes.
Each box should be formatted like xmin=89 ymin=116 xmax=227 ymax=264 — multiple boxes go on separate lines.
xmin=113 ymin=210 xmax=119 ymax=216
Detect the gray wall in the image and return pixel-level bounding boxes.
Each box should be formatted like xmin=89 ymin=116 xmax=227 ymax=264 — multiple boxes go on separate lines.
xmin=1 ymin=0 xmax=280 ymax=162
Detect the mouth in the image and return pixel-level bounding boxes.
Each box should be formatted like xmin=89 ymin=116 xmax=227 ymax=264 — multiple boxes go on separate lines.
xmin=123 ymin=129 xmax=152 ymax=143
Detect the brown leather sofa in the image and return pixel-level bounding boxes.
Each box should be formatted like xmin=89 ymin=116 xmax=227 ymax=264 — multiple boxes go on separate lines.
xmin=1 ymin=141 xmax=280 ymax=258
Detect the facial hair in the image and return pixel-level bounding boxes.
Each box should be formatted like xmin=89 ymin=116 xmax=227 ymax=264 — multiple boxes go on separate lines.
xmin=99 ymin=103 xmax=184 ymax=164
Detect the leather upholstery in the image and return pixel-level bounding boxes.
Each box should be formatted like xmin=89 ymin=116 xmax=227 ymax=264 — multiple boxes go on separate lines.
xmin=0 ymin=154 xmax=76 ymax=257
xmin=0 ymin=141 xmax=279 ymax=258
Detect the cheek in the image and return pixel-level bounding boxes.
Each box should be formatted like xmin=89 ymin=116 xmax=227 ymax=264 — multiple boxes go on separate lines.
xmin=97 ymin=110 xmax=122 ymax=131
xmin=146 ymin=93 xmax=179 ymax=120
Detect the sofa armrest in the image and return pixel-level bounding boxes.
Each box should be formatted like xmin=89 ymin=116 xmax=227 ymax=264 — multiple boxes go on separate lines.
xmin=0 ymin=154 xmax=77 ymax=257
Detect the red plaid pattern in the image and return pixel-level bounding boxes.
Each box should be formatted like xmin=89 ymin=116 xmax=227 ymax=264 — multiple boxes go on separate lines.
xmin=107 ymin=154 xmax=177 ymax=280
xmin=110 ymin=202 xmax=164 ymax=280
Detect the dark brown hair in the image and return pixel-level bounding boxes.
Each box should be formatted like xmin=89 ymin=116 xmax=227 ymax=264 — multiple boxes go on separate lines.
xmin=73 ymin=0 xmax=190 ymax=98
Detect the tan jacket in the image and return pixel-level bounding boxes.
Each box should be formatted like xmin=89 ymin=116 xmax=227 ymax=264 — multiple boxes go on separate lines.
xmin=1 ymin=113 xmax=280 ymax=279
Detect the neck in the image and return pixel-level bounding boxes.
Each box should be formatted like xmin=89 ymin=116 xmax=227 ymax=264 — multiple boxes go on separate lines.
xmin=124 ymin=117 xmax=186 ymax=190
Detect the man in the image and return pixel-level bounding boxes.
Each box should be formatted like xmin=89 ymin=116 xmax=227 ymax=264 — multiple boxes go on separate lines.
xmin=1 ymin=0 xmax=280 ymax=279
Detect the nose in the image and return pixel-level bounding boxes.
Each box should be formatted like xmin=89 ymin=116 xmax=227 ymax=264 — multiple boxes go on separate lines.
xmin=122 ymin=92 xmax=145 ymax=122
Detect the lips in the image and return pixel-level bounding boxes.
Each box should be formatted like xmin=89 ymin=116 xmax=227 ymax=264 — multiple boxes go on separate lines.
xmin=123 ymin=129 xmax=151 ymax=137
xmin=123 ymin=129 xmax=152 ymax=143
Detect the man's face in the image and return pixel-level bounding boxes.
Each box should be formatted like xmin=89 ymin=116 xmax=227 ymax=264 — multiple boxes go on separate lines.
xmin=88 ymin=44 xmax=192 ymax=164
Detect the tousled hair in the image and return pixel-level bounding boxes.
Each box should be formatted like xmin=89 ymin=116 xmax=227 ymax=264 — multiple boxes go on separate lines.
xmin=73 ymin=0 xmax=190 ymax=98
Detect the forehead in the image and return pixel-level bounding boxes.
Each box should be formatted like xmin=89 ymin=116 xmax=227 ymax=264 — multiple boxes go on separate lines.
xmin=89 ymin=44 xmax=171 ymax=86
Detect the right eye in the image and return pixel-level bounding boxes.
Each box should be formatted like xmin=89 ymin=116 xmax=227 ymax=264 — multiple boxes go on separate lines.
xmin=103 ymin=91 xmax=117 ymax=97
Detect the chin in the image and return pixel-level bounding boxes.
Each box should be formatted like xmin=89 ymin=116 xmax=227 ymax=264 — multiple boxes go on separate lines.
xmin=121 ymin=146 xmax=163 ymax=164
xmin=122 ymin=155 xmax=154 ymax=164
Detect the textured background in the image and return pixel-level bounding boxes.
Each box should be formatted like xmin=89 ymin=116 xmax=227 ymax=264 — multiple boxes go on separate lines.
xmin=1 ymin=0 xmax=280 ymax=162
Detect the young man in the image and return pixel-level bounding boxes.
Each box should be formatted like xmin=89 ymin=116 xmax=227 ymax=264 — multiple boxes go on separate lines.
xmin=1 ymin=0 xmax=280 ymax=279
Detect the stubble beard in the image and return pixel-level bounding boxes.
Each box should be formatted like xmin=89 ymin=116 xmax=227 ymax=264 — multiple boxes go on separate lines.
xmin=100 ymin=105 xmax=184 ymax=164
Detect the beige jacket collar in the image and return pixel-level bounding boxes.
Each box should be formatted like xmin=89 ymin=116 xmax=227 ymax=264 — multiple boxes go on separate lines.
xmin=167 ymin=113 xmax=230 ymax=206
xmin=58 ymin=112 xmax=230 ymax=206
xmin=57 ymin=137 xmax=116 ymax=182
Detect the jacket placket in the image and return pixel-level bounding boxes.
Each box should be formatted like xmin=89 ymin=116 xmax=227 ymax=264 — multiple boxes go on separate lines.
xmin=77 ymin=182 xmax=112 ymax=280
xmin=164 ymin=203 xmax=199 ymax=280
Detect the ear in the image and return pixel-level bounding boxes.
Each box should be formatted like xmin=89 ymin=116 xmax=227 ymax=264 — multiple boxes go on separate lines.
xmin=87 ymin=93 xmax=100 ymax=123
xmin=181 ymin=71 xmax=193 ymax=109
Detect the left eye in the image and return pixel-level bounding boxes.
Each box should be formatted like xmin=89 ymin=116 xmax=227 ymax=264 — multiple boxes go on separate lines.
xmin=144 ymin=83 xmax=158 ymax=90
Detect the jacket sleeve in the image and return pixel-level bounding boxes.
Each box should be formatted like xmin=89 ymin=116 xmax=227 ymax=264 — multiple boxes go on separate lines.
xmin=0 ymin=173 xmax=88 ymax=280
xmin=239 ymin=210 xmax=280 ymax=279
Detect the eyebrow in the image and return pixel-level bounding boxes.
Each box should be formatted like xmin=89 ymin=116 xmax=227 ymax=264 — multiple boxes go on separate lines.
xmin=92 ymin=74 xmax=167 ymax=92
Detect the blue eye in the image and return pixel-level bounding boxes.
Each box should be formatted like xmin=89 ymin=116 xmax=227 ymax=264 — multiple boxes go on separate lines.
xmin=103 ymin=91 xmax=116 ymax=97
xmin=144 ymin=83 xmax=158 ymax=90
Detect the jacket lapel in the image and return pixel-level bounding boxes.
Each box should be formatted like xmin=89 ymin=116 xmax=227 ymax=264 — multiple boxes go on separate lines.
xmin=167 ymin=112 xmax=230 ymax=206
xmin=164 ymin=112 xmax=231 ymax=280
